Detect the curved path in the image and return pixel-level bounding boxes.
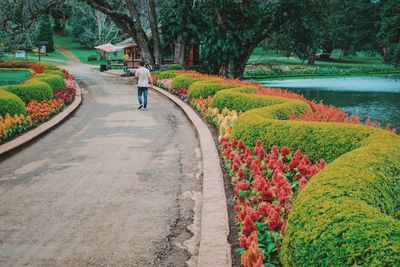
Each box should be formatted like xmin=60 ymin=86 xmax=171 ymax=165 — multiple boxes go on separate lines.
xmin=0 ymin=62 xmax=202 ymax=266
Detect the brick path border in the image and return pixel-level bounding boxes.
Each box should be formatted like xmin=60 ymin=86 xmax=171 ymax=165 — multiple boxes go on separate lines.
xmin=0 ymin=85 xmax=82 ymax=156
xmin=152 ymin=86 xmax=231 ymax=267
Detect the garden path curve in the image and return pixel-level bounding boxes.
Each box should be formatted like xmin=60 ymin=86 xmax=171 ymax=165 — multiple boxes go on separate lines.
xmin=0 ymin=62 xmax=202 ymax=266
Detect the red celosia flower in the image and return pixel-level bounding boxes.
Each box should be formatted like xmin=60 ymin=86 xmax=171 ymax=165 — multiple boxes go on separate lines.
xmin=281 ymin=146 xmax=291 ymax=157
xmin=242 ymin=215 xmax=257 ymax=237
xmin=267 ymin=208 xmax=283 ymax=230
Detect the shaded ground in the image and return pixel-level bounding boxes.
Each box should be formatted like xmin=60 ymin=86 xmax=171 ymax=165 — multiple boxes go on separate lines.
xmin=0 ymin=62 xmax=202 ymax=266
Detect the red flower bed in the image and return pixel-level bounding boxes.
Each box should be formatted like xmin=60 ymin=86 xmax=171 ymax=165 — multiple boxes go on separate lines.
xmin=53 ymin=88 xmax=75 ymax=104
xmin=219 ymin=136 xmax=326 ymax=266
xmin=0 ymin=61 xmax=45 ymax=73
xmin=171 ymin=86 xmax=189 ymax=101
xmin=256 ymin=87 xmax=398 ymax=134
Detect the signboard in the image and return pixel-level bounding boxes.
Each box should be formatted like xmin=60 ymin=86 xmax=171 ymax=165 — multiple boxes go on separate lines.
xmin=39 ymin=45 xmax=46 ymax=54
xmin=15 ymin=50 xmax=26 ymax=59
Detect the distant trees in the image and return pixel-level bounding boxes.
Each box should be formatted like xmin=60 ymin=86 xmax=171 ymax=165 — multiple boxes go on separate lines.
xmin=36 ymin=14 xmax=54 ymax=52
xmin=378 ymin=0 xmax=400 ymax=65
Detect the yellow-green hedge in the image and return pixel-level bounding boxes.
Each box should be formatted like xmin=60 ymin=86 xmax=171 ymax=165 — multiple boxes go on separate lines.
xmin=208 ymin=84 xmax=400 ymax=266
xmin=158 ymin=70 xmax=177 ymax=80
xmin=44 ymin=70 xmax=65 ymax=78
xmin=171 ymin=74 xmax=202 ymax=89
xmin=0 ymin=88 xmax=26 ymax=117
xmin=4 ymin=80 xmax=53 ymax=104
xmin=33 ymin=74 xmax=65 ymax=91
xmin=187 ymin=79 xmax=239 ymax=99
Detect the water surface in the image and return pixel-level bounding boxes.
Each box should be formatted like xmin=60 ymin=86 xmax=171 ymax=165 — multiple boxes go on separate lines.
xmin=261 ymin=76 xmax=400 ymax=127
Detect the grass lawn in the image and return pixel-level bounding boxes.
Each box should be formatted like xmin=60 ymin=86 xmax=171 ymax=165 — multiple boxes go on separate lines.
xmin=53 ymin=34 xmax=124 ymax=65
xmin=0 ymin=69 xmax=32 ymax=85
xmin=245 ymin=48 xmax=399 ymax=79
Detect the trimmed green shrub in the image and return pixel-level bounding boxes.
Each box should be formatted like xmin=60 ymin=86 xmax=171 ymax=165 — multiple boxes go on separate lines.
xmin=87 ymin=55 xmax=98 ymax=61
xmin=33 ymin=74 xmax=65 ymax=90
xmin=44 ymin=70 xmax=65 ymax=78
xmin=4 ymin=80 xmax=53 ymax=104
xmin=171 ymin=75 xmax=202 ymax=89
xmin=188 ymin=79 xmax=239 ymax=99
xmin=168 ymin=64 xmax=184 ymax=70
xmin=209 ymin=83 xmax=400 ymax=266
xmin=0 ymin=88 xmax=26 ymax=117
xmin=158 ymin=70 xmax=177 ymax=80
xmin=39 ymin=61 xmax=58 ymax=70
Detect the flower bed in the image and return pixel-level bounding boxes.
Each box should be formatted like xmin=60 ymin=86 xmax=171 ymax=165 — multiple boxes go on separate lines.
xmin=157 ymin=69 xmax=400 ymax=266
xmin=0 ymin=61 xmax=77 ymax=144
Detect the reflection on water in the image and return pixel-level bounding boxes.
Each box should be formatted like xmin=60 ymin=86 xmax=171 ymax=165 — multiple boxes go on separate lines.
xmin=261 ymin=76 xmax=400 ymax=127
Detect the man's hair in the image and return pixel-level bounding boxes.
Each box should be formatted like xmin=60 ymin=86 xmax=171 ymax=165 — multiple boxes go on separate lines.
xmin=139 ymin=61 xmax=145 ymax=66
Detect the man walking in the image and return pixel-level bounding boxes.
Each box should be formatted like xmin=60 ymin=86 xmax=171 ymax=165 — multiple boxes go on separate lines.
xmin=135 ymin=61 xmax=153 ymax=111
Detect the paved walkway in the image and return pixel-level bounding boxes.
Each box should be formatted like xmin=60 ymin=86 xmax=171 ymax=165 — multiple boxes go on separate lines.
xmin=0 ymin=62 xmax=202 ymax=266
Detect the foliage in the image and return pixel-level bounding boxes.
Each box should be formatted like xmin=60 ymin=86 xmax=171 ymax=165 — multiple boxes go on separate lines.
xmin=187 ymin=80 xmax=238 ymax=99
xmin=36 ymin=14 xmax=54 ymax=52
xmin=0 ymin=69 xmax=32 ymax=85
xmin=170 ymin=75 xmax=201 ymax=89
xmin=34 ymin=74 xmax=65 ymax=90
xmin=167 ymin=64 xmax=184 ymax=70
xmin=219 ymin=137 xmax=325 ymax=266
xmin=0 ymin=88 xmax=27 ymax=117
xmin=158 ymin=70 xmax=177 ymax=80
xmin=44 ymin=70 xmax=65 ymax=78
xmin=4 ymin=80 xmax=53 ymax=104
xmin=53 ymin=88 xmax=75 ymax=104
xmin=26 ymin=99 xmax=65 ymax=123
xmin=0 ymin=113 xmax=32 ymax=143
xmin=0 ymin=62 xmax=45 ymax=73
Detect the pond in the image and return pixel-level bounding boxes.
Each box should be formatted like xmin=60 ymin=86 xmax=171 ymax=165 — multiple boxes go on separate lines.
xmin=260 ymin=76 xmax=400 ymax=128
xmin=0 ymin=69 xmax=32 ymax=86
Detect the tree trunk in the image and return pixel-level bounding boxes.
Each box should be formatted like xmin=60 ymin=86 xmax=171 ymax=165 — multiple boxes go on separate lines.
xmin=307 ymin=48 xmax=317 ymax=65
xmin=85 ymin=0 xmax=155 ymax=65
xmin=383 ymin=47 xmax=390 ymax=63
xmin=147 ymin=0 xmax=161 ymax=66
xmin=229 ymin=43 xmax=257 ymax=79
xmin=174 ymin=34 xmax=186 ymax=66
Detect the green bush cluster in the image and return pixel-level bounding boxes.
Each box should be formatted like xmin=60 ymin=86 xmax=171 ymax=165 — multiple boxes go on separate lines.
xmin=187 ymin=79 xmax=239 ymax=99
xmin=158 ymin=70 xmax=177 ymax=80
xmin=207 ymin=82 xmax=400 ymax=266
xmin=0 ymin=88 xmax=26 ymax=117
xmin=168 ymin=70 xmax=400 ymax=265
xmin=4 ymin=80 xmax=53 ymax=104
xmin=34 ymin=74 xmax=65 ymax=90
xmin=167 ymin=64 xmax=184 ymax=70
xmin=39 ymin=61 xmax=59 ymax=70
xmin=44 ymin=70 xmax=65 ymax=78
xmin=171 ymin=75 xmax=202 ymax=89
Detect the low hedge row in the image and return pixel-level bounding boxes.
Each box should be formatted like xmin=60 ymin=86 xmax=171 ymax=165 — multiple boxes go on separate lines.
xmin=44 ymin=70 xmax=65 ymax=78
xmin=210 ymin=84 xmax=400 ymax=266
xmin=158 ymin=70 xmax=177 ymax=80
xmin=187 ymin=79 xmax=238 ymax=99
xmin=4 ymin=80 xmax=53 ymax=104
xmin=166 ymin=71 xmax=400 ymax=265
xmin=171 ymin=74 xmax=202 ymax=89
xmin=33 ymin=74 xmax=65 ymax=91
xmin=0 ymin=88 xmax=26 ymax=117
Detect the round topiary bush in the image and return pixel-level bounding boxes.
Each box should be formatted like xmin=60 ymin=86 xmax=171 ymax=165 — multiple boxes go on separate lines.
xmin=33 ymin=74 xmax=65 ymax=91
xmin=0 ymin=88 xmax=27 ymax=117
xmin=4 ymin=80 xmax=53 ymax=104
xmin=168 ymin=64 xmax=184 ymax=70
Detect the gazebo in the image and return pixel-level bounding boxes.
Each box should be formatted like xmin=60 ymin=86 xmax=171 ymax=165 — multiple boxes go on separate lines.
xmin=115 ymin=38 xmax=141 ymax=69
xmin=94 ymin=43 xmax=116 ymax=60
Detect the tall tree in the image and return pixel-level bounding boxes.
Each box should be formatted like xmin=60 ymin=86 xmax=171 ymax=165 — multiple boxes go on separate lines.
xmin=378 ymin=0 xmax=400 ymax=64
xmin=84 ymin=0 xmax=162 ymax=65
xmin=198 ymin=0 xmax=275 ymax=78
xmin=36 ymin=14 xmax=55 ymax=52
xmin=159 ymin=0 xmax=200 ymax=66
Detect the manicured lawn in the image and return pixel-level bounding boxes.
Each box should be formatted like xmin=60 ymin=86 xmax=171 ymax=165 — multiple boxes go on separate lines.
xmin=0 ymin=69 xmax=32 ymax=85
xmin=53 ymin=34 xmax=124 ymax=65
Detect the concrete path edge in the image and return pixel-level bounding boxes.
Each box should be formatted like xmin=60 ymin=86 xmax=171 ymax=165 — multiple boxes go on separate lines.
xmin=152 ymin=86 xmax=231 ymax=267
xmin=0 ymin=85 xmax=82 ymax=156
